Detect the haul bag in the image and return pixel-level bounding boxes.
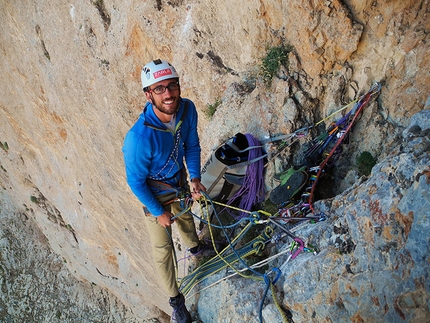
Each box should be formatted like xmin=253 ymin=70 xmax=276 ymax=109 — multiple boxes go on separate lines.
xmin=201 ymin=133 xmax=250 ymax=203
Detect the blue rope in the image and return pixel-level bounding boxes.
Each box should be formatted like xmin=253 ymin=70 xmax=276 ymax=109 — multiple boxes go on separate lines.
xmin=200 ymin=191 xmax=267 ymax=278
xmin=259 ymin=268 xmax=282 ymax=323
xmin=189 ymin=210 xmax=256 ymax=229
xmin=172 ymin=191 xmax=289 ymax=319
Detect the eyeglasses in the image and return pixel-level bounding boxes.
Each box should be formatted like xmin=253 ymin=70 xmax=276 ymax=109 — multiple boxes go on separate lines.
xmin=149 ymin=82 xmax=180 ymax=94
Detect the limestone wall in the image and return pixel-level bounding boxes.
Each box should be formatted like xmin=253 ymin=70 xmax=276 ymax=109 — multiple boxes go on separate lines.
xmin=0 ymin=0 xmax=428 ymax=321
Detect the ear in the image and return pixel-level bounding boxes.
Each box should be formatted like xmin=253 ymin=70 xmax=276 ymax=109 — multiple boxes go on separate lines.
xmin=144 ymin=91 xmax=153 ymax=103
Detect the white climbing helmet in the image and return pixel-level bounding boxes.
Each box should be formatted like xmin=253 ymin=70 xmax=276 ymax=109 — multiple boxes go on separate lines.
xmin=141 ymin=59 xmax=179 ymax=90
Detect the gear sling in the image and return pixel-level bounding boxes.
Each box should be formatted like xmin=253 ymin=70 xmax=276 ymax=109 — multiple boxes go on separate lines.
xmin=143 ymin=101 xmax=190 ymax=214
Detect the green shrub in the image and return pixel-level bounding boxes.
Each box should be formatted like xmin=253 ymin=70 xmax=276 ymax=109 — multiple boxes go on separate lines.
xmin=204 ymin=97 xmax=222 ymax=118
xmin=259 ymin=44 xmax=293 ymax=87
xmin=356 ymin=151 xmax=377 ymax=176
xmin=0 ymin=141 xmax=9 ymax=152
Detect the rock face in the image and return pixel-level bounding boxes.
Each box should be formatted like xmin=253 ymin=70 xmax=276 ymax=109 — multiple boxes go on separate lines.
xmin=191 ymin=111 xmax=430 ymax=323
xmin=0 ymin=192 xmax=159 ymax=323
xmin=0 ymin=0 xmax=429 ymax=322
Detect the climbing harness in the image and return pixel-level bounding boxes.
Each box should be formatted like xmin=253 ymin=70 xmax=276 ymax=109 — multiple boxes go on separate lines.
xmin=146 ymin=169 xmax=191 ymax=209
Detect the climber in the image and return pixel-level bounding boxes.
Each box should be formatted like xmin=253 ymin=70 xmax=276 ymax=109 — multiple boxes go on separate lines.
xmin=122 ymin=59 xmax=211 ymax=323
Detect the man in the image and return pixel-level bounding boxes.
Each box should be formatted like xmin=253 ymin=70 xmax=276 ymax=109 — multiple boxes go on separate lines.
xmin=122 ymin=59 xmax=207 ymax=323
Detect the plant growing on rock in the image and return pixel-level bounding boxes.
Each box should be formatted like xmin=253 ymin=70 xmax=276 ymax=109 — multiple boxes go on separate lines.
xmin=259 ymin=44 xmax=293 ymax=87
xmin=204 ymin=97 xmax=222 ymax=118
xmin=0 ymin=141 xmax=9 ymax=152
xmin=356 ymin=151 xmax=377 ymax=176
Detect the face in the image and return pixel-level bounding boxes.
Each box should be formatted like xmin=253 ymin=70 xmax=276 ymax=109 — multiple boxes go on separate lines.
xmin=145 ymin=78 xmax=181 ymax=117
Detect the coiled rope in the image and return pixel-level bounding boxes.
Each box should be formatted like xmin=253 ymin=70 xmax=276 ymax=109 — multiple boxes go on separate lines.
xmin=179 ymin=192 xmax=311 ymax=323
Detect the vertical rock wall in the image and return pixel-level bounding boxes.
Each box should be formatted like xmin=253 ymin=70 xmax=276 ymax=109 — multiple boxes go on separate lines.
xmin=0 ymin=0 xmax=428 ymax=321
xmin=0 ymin=191 xmax=161 ymax=322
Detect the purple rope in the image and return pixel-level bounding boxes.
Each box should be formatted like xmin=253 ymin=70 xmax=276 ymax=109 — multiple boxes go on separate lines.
xmin=227 ymin=134 xmax=266 ymax=219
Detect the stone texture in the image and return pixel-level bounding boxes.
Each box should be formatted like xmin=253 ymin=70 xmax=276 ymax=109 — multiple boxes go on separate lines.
xmin=0 ymin=191 xmax=164 ymax=323
xmin=0 ymin=0 xmax=429 ymax=321
xmin=192 ymin=111 xmax=430 ymax=322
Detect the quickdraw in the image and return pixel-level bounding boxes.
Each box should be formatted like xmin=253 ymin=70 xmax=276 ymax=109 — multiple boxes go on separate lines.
xmin=308 ymin=82 xmax=381 ymax=212
xmin=178 ymin=193 xmax=305 ymax=323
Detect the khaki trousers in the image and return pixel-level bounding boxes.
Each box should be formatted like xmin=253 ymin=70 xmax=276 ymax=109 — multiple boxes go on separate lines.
xmin=144 ymin=201 xmax=199 ymax=297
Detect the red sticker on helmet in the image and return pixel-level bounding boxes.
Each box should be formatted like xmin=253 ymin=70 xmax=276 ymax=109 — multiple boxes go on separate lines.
xmin=153 ymin=68 xmax=172 ymax=79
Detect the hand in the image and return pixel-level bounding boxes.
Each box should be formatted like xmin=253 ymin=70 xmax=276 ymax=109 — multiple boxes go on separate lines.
xmin=191 ymin=178 xmax=207 ymax=200
xmin=157 ymin=211 xmax=174 ymax=228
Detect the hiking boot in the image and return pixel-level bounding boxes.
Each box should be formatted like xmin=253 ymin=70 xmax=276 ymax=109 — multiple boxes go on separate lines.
xmin=270 ymin=167 xmax=309 ymax=205
xmin=169 ymin=293 xmax=192 ymax=323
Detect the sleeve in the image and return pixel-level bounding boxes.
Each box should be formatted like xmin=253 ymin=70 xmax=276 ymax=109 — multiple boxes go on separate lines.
xmin=183 ymin=100 xmax=202 ymax=181
xmin=122 ymin=130 xmax=165 ymax=216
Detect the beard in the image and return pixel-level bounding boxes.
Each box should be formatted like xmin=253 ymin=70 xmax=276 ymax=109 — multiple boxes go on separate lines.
xmin=153 ymin=95 xmax=180 ymax=115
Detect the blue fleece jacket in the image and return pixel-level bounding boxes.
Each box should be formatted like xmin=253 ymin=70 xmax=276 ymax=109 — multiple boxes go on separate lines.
xmin=122 ymin=98 xmax=201 ymax=216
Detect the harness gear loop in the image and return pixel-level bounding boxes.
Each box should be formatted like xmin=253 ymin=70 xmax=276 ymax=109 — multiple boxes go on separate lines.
xmin=146 ymin=168 xmax=190 ymax=207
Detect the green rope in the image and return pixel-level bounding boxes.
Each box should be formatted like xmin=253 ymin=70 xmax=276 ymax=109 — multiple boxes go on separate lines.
xmin=179 ymin=226 xmax=272 ymax=296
